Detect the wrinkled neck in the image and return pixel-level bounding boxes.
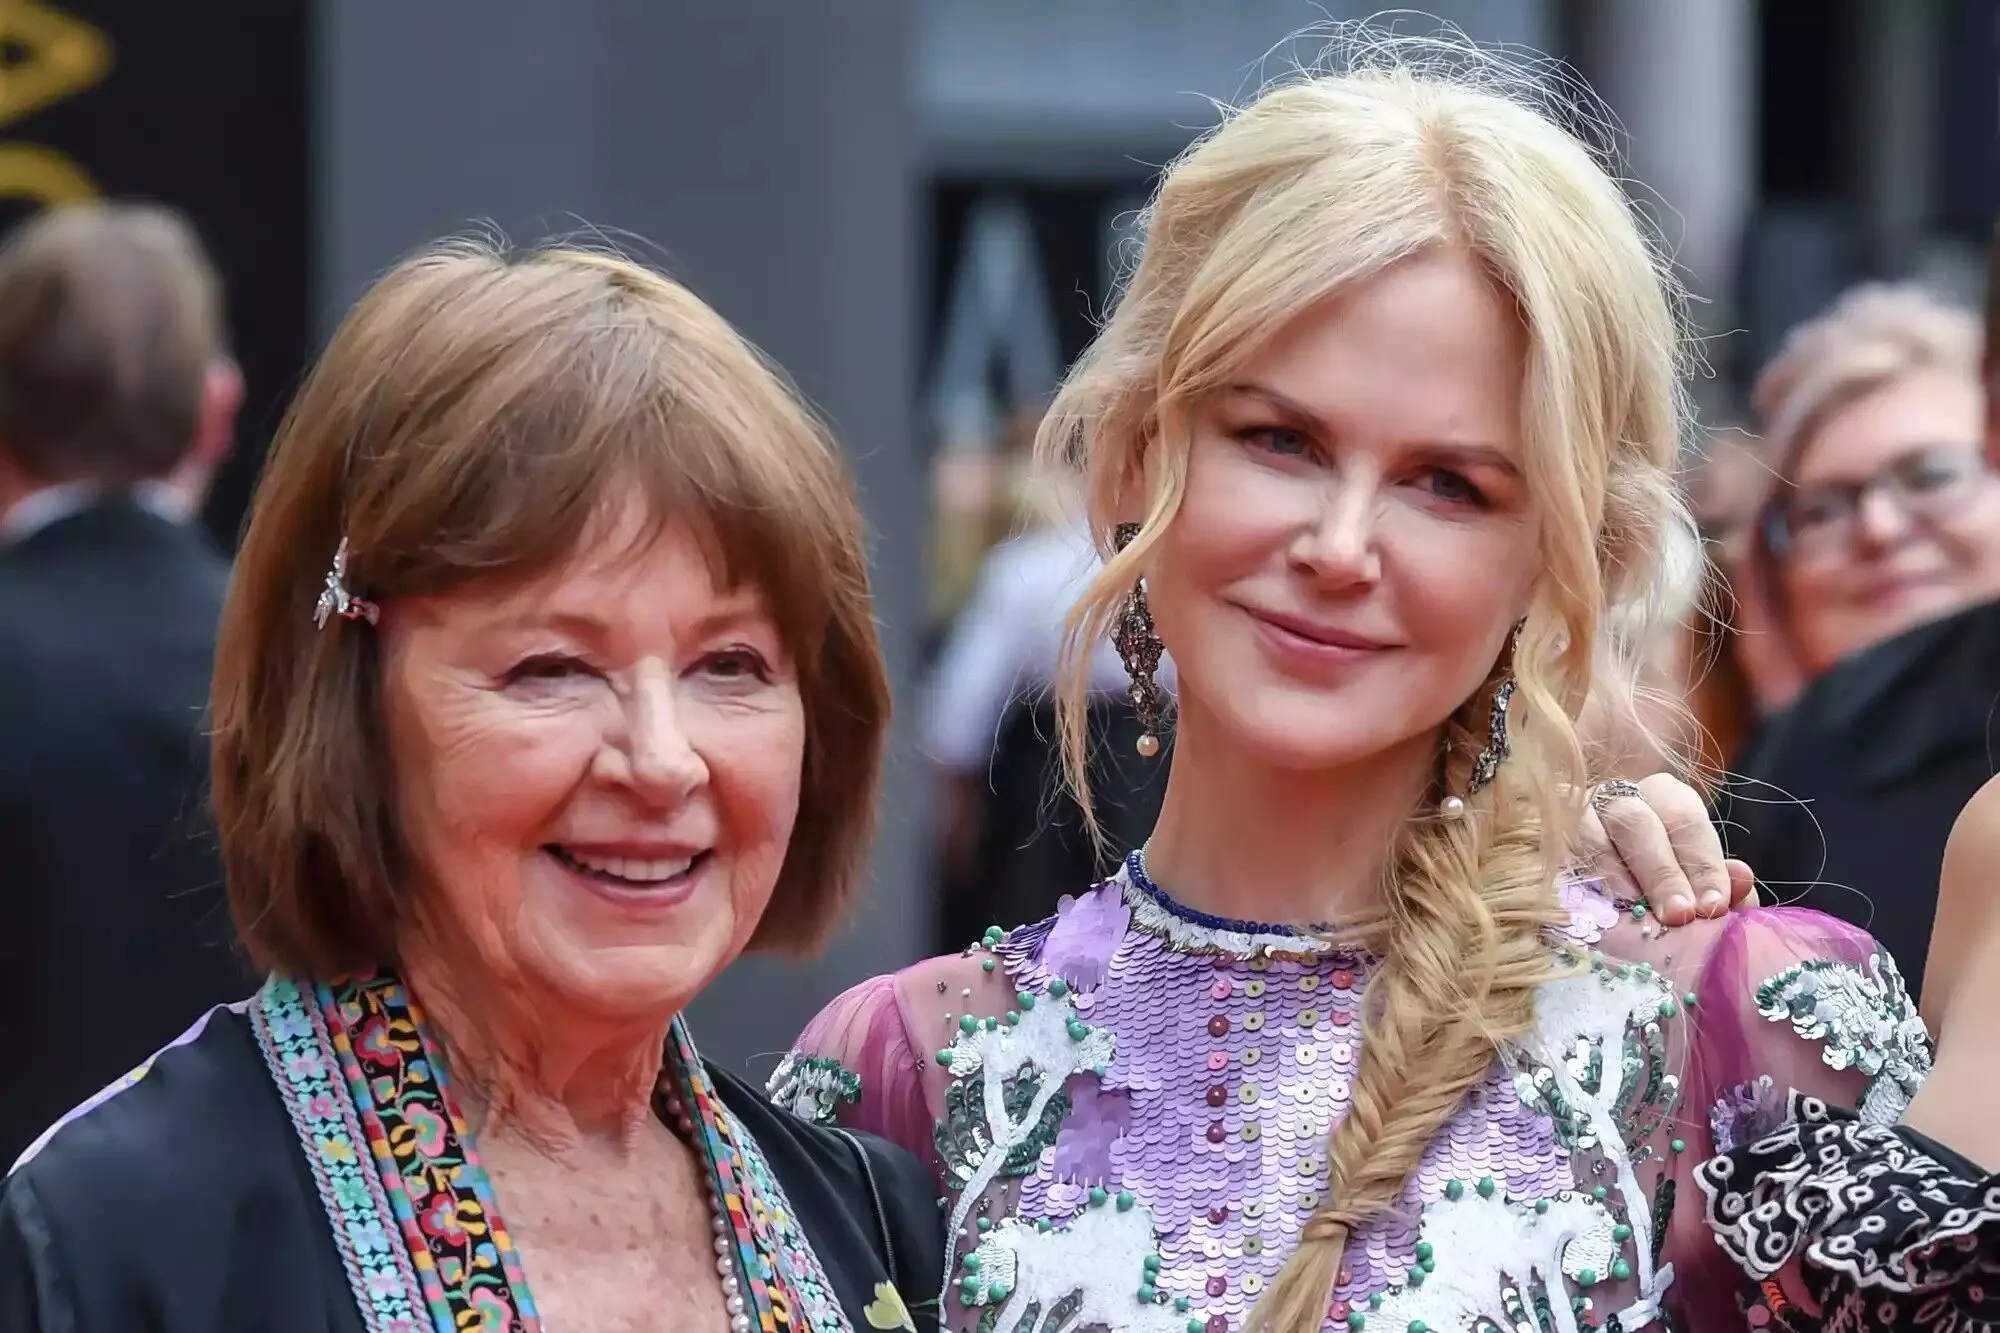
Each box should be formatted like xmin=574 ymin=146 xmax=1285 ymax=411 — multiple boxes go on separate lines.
xmin=398 ymin=938 xmax=672 ymax=1160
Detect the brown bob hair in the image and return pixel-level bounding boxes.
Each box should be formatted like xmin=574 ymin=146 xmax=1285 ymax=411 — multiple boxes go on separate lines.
xmin=212 ymin=239 xmax=889 ymax=979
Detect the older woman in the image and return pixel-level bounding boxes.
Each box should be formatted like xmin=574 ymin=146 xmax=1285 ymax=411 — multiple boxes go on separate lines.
xmin=1725 ymin=285 xmax=2000 ymax=995
xmin=0 ymin=243 xmax=939 ymax=1332
xmin=1749 ymin=284 xmax=2000 ymax=678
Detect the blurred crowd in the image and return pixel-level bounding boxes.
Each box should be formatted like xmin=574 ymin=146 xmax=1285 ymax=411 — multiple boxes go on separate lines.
xmin=5 ymin=196 xmax=2000 ymax=1168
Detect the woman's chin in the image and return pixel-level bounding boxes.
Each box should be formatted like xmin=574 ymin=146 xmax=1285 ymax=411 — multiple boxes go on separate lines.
xmin=1228 ymin=708 xmax=1397 ymax=774
xmin=513 ymin=917 xmax=739 ymax=1027
xmin=479 ymin=855 xmax=769 ymax=1025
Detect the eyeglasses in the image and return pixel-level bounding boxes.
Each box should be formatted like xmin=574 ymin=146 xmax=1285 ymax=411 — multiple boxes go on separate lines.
xmin=1764 ymin=446 xmax=1990 ymax=561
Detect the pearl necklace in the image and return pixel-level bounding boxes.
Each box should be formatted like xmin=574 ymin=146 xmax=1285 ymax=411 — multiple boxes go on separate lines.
xmin=661 ymin=1082 xmax=755 ymax=1333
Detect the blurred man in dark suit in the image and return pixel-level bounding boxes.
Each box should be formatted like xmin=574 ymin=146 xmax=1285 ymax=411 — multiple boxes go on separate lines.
xmin=0 ymin=203 xmax=249 ymax=1164
xmin=1723 ymin=234 xmax=2000 ymax=1002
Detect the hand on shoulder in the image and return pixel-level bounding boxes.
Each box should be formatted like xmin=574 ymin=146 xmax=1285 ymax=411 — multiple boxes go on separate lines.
xmin=1576 ymin=772 xmax=1759 ymax=926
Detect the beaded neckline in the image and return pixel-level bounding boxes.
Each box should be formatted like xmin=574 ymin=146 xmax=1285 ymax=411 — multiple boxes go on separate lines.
xmin=1123 ymin=848 xmax=1350 ymax=959
xmin=1126 ymin=848 xmax=1322 ymax=936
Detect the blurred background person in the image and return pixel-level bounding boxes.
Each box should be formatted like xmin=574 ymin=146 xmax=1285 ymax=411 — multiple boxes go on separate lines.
xmin=923 ymin=410 xmax=1174 ymax=950
xmin=1723 ymin=264 xmax=2000 ymax=999
xmin=0 ymin=203 xmax=248 ymax=1165
xmin=926 ymin=407 xmax=1041 ymax=639
xmin=1747 ymin=284 xmax=1998 ymax=681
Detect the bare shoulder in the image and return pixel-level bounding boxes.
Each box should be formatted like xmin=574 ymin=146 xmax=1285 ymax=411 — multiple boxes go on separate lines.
xmin=1921 ymin=774 xmax=2000 ymax=1027
xmin=1945 ymin=774 xmax=2000 ymax=868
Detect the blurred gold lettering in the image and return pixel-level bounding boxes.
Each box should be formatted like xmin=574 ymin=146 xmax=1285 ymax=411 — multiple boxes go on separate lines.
xmin=0 ymin=1 xmax=110 ymax=126
xmin=0 ymin=1 xmax=110 ymax=206
xmin=0 ymin=143 xmax=92 ymax=202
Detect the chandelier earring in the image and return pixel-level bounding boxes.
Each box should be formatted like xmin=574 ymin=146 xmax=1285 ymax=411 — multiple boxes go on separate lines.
xmin=1440 ymin=618 xmax=1526 ymax=818
xmin=1111 ymin=522 xmax=1167 ymax=758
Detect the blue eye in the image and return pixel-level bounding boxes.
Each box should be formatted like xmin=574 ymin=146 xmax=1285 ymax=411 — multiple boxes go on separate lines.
xmin=1241 ymin=426 xmax=1309 ymax=456
xmin=1420 ymin=469 xmax=1487 ymax=507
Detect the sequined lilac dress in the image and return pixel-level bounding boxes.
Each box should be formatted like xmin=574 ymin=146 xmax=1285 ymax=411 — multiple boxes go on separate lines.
xmin=776 ymin=855 xmax=1990 ymax=1332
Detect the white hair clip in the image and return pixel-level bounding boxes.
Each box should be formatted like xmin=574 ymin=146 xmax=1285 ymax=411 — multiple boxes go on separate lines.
xmin=313 ymin=537 xmax=380 ymax=629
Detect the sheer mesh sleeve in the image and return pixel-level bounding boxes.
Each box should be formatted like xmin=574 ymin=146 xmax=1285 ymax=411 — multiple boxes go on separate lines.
xmin=774 ymin=972 xmax=943 ymax=1183
xmin=1677 ymin=908 xmax=1918 ymax=1150
xmin=1643 ymin=906 xmax=1987 ymax=1331
xmin=776 ymin=952 xmax=1013 ymax=1194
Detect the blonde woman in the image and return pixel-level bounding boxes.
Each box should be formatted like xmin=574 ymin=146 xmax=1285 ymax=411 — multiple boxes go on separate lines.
xmin=779 ymin=43 xmax=1971 ymax=1333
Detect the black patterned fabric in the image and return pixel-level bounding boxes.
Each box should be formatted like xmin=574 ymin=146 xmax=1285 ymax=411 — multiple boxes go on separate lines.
xmin=1698 ymin=1093 xmax=2000 ymax=1331
xmin=0 ymin=1004 xmax=943 ymax=1332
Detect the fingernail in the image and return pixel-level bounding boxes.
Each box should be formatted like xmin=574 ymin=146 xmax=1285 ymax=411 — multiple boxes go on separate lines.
xmin=1698 ymin=891 xmax=1724 ymax=914
xmin=1664 ymin=894 xmax=1692 ymax=918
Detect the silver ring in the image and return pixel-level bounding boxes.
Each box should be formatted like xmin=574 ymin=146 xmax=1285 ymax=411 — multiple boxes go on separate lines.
xmin=1589 ymin=779 xmax=1643 ymax=812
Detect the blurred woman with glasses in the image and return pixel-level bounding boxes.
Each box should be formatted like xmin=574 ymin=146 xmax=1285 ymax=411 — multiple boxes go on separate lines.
xmin=1720 ymin=281 xmax=2000 ymax=1001
xmin=1748 ymin=285 xmax=2000 ymax=680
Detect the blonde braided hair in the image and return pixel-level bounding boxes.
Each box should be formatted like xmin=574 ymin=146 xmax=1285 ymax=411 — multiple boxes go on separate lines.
xmin=1041 ymin=31 xmax=1688 ymax=1333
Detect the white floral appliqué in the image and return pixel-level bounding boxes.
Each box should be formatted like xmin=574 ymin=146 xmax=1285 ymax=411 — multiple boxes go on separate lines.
xmin=1369 ymin=1190 xmax=1622 ymax=1333
xmin=935 ymin=987 xmax=1115 ymax=1283
xmin=961 ymin=1201 xmax=1187 ymax=1333
xmin=1755 ymin=949 xmax=1931 ymax=1124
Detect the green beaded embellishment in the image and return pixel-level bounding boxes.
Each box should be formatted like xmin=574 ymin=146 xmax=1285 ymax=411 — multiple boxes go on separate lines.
xmin=935 ymin=1069 xmax=1072 ymax=1183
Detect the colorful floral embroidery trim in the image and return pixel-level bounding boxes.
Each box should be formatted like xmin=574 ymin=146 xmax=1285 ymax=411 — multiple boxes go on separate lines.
xmin=321 ymin=976 xmax=542 ymax=1333
xmin=665 ymin=1018 xmax=858 ymax=1333
xmin=250 ymin=975 xmax=435 ymax=1333
xmin=257 ymin=975 xmax=861 ymax=1333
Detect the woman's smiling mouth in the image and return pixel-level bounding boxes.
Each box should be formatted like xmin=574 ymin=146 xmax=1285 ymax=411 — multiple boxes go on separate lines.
xmin=544 ymin=844 xmax=710 ymax=895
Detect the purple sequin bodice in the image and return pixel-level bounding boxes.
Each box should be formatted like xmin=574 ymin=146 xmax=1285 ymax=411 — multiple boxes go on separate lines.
xmin=994 ymin=859 xmax=1567 ymax=1325
xmin=780 ymin=852 xmax=1914 ymax=1333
